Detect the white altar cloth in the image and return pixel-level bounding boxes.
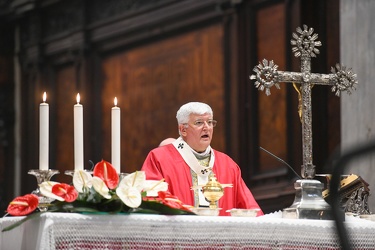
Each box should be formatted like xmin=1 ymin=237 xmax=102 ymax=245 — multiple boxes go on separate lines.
xmin=1 ymin=212 xmax=375 ymax=250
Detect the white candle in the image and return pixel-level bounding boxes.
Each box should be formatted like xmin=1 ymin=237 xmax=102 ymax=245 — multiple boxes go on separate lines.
xmin=74 ymin=93 xmax=84 ymax=170
xmin=111 ymin=97 xmax=121 ymax=173
xmin=39 ymin=92 xmax=49 ymax=170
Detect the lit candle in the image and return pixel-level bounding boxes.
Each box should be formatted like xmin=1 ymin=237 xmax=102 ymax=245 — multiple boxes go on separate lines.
xmin=111 ymin=97 xmax=121 ymax=173
xmin=74 ymin=93 xmax=84 ymax=170
xmin=39 ymin=92 xmax=49 ymax=170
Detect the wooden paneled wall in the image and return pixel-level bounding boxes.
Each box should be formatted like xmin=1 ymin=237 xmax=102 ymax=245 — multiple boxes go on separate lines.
xmin=256 ymin=2 xmax=288 ymax=171
xmin=0 ymin=23 xmax=15 ymax=214
xmin=54 ymin=66 xmax=77 ymax=184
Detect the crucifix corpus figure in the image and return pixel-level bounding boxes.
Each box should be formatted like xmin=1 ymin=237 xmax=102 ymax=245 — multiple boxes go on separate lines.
xmin=250 ymin=25 xmax=358 ymax=179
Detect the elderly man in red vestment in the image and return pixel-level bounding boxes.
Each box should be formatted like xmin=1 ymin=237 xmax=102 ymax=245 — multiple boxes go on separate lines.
xmin=141 ymin=102 xmax=263 ymax=216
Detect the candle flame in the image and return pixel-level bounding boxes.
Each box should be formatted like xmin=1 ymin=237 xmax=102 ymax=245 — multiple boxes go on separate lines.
xmin=76 ymin=93 xmax=80 ymax=104
xmin=114 ymin=97 xmax=118 ymax=106
xmin=43 ymin=92 xmax=47 ymax=102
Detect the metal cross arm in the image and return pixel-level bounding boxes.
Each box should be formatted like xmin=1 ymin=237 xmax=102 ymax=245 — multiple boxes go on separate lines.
xmin=251 ymin=61 xmax=357 ymax=97
xmin=276 ymin=70 xmax=353 ymax=90
xmin=250 ymin=25 xmax=358 ymax=179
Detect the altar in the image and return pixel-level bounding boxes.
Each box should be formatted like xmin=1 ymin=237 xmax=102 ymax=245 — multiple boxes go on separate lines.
xmin=1 ymin=212 xmax=375 ymax=250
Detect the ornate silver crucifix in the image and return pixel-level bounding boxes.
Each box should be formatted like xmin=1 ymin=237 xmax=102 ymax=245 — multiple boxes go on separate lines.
xmin=250 ymin=25 xmax=358 ymax=180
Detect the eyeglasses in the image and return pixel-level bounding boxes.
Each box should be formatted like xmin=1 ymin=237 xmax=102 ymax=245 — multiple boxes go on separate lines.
xmin=190 ymin=119 xmax=217 ymax=128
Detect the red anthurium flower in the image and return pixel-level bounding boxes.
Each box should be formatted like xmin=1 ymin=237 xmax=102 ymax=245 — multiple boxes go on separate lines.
xmin=93 ymin=160 xmax=119 ymax=189
xmin=7 ymin=194 xmax=39 ymax=216
xmin=52 ymin=183 xmax=78 ymax=202
xmin=158 ymin=191 xmax=190 ymax=211
xmin=143 ymin=196 xmax=162 ymax=202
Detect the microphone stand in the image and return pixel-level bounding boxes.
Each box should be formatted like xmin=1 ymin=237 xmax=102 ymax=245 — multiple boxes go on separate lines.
xmin=259 ymin=146 xmax=301 ymax=179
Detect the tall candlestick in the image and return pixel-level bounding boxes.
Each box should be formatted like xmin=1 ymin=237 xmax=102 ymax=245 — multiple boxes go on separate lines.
xmin=39 ymin=92 xmax=49 ymax=170
xmin=74 ymin=93 xmax=84 ymax=171
xmin=111 ymin=97 xmax=121 ymax=173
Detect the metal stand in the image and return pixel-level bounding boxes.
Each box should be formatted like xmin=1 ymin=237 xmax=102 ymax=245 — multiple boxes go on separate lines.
xmin=282 ymin=179 xmax=333 ymax=219
xmin=28 ymin=169 xmax=60 ymax=212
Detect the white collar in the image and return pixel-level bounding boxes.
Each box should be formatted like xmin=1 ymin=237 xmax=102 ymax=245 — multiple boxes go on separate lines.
xmin=172 ymin=137 xmax=215 ymax=176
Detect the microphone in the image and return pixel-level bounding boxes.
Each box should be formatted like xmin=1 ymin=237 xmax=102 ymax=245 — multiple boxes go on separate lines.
xmin=259 ymin=146 xmax=301 ymax=179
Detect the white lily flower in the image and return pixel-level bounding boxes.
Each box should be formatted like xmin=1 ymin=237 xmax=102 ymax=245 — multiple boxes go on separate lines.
xmin=118 ymin=171 xmax=146 ymax=192
xmin=73 ymin=170 xmax=93 ymax=192
xmin=115 ymin=171 xmax=148 ymax=208
xmin=39 ymin=181 xmax=64 ymax=201
xmin=116 ymin=186 xmax=142 ymax=208
xmin=92 ymin=176 xmax=111 ymax=199
xmin=143 ymin=180 xmax=168 ymax=197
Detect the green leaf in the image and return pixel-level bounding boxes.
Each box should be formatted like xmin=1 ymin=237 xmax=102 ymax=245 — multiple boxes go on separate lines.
xmin=97 ymin=198 xmax=123 ymax=213
xmin=64 ymin=206 xmax=100 ymax=213
xmin=85 ymin=187 xmax=104 ymax=203
xmin=139 ymin=201 xmax=195 ymax=215
xmin=130 ymin=208 xmax=161 ymax=214
xmin=2 ymin=212 xmax=42 ymax=232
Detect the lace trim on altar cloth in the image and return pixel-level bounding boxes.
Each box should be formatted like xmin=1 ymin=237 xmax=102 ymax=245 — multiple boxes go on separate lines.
xmin=3 ymin=212 xmax=375 ymax=250
xmin=37 ymin=213 xmax=375 ymax=249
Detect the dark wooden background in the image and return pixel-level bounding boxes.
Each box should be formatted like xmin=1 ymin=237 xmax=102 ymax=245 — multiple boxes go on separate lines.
xmin=0 ymin=0 xmax=339 ymax=215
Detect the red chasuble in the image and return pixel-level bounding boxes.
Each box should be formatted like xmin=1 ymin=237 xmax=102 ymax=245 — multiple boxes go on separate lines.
xmin=141 ymin=144 xmax=263 ymax=216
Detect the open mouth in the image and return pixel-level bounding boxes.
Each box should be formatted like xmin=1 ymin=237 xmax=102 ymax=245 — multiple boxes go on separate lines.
xmin=201 ymin=134 xmax=209 ymax=139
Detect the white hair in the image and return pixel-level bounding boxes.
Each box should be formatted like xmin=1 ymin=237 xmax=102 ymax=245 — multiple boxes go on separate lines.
xmin=176 ymin=102 xmax=213 ymax=124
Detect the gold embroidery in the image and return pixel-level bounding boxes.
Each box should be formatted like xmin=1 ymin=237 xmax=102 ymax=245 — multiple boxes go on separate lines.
xmin=197 ymin=156 xmax=210 ymax=167
xmin=191 ymin=170 xmax=199 ymax=206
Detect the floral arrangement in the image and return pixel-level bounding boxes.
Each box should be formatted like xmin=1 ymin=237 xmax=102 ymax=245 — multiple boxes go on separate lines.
xmin=4 ymin=160 xmax=194 ymax=231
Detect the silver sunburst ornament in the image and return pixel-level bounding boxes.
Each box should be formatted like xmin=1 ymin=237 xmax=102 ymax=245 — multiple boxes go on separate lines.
xmin=331 ymin=63 xmax=358 ymax=96
xmin=291 ymin=25 xmax=322 ymax=58
xmin=250 ymin=59 xmax=280 ymax=96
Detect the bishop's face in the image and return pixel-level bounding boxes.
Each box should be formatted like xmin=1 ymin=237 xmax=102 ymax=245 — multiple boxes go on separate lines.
xmin=179 ymin=113 xmax=215 ymax=153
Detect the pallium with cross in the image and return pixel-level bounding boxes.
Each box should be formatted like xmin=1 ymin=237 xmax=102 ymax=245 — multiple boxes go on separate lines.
xmin=250 ymin=25 xmax=358 ymax=179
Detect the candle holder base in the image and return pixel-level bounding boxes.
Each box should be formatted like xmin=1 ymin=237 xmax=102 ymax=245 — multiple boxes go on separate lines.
xmin=28 ymin=169 xmax=60 ymax=212
xmin=282 ymin=179 xmax=334 ymax=220
xmin=64 ymin=170 xmax=93 ymax=177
